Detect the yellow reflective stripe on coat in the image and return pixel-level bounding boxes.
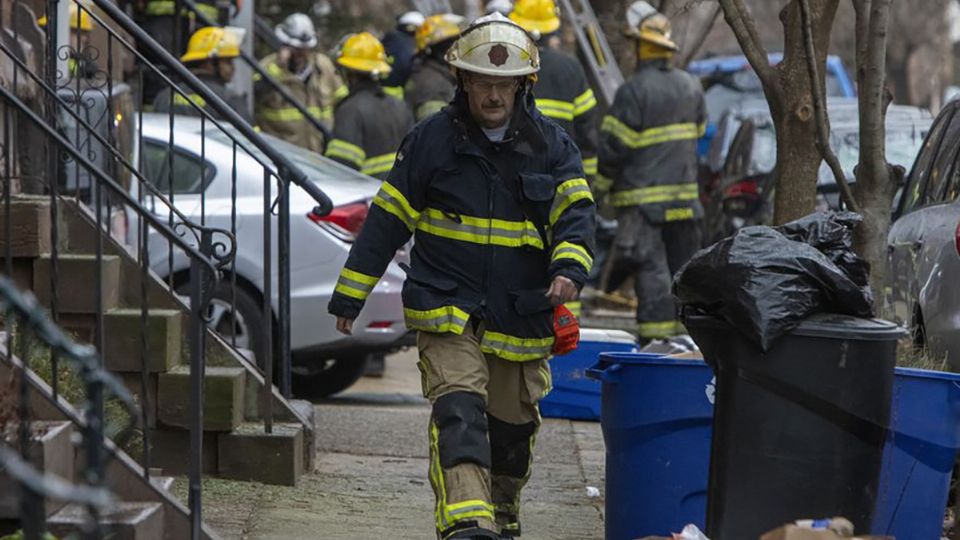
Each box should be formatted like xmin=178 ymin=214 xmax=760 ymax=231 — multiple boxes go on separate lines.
xmin=573 ymin=88 xmax=597 ymax=116
xmin=334 ymin=85 xmax=349 ymax=100
xmin=601 ymin=116 xmax=705 ymax=149
xmin=361 ymin=152 xmax=397 ymax=176
xmin=145 ymin=1 xmax=218 ymax=18
xmin=417 ymin=209 xmax=544 ymax=249
xmin=325 ymin=139 xmax=367 ymax=168
xmin=415 ymin=100 xmax=447 ymax=121
xmin=372 ymin=181 xmax=420 ymax=230
xmin=383 ymin=86 xmax=404 ymax=100
xmin=549 ymin=177 xmax=593 ymax=225
xmin=481 ymin=331 xmax=554 ymax=361
xmin=333 ymin=268 xmax=379 ymax=300
xmin=535 ymin=98 xmax=574 ymax=122
xmin=172 ymin=93 xmax=206 ymax=109
xmin=258 ymin=105 xmax=330 ymax=123
xmin=404 ymin=306 xmax=470 ymax=334
xmin=582 ymin=156 xmax=598 ymax=176
xmin=637 ymin=320 xmax=680 ymax=339
xmin=552 ymin=241 xmax=592 ymax=273
xmin=609 ymin=182 xmax=699 ymax=207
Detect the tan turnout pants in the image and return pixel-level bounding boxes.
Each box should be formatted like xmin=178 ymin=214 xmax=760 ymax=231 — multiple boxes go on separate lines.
xmin=417 ymin=320 xmax=552 ymax=539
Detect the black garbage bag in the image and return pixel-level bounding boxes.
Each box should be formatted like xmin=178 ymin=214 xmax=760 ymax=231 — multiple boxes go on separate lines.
xmin=673 ymin=212 xmax=874 ymax=350
xmin=778 ymin=211 xmax=871 ymax=287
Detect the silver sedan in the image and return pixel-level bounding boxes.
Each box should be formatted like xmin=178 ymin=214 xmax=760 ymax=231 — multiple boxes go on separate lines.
xmin=886 ymin=100 xmax=960 ymax=368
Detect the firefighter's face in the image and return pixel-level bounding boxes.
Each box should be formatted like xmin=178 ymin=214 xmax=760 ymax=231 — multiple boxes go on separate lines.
xmin=463 ymin=73 xmax=520 ymax=129
xmin=216 ymin=58 xmax=236 ymax=83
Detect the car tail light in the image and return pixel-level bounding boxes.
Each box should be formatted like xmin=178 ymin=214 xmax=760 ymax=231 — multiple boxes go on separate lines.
xmin=367 ymin=321 xmax=394 ymax=330
xmin=308 ymin=201 xmax=369 ymax=242
xmin=724 ymin=178 xmax=760 ymax=199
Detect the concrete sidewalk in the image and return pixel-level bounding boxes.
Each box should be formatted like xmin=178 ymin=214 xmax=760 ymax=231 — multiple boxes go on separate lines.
xmin=185 ymin=349 xmax=607 ymax=539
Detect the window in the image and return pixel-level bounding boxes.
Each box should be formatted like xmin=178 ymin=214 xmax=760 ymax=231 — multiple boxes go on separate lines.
xmin=920 ymin=115 xmax=960 ymax=206
xmin=141 ymin=141 xmax=214 ymax=194
xmin=899 ymin=109 xmax=954 ymax=216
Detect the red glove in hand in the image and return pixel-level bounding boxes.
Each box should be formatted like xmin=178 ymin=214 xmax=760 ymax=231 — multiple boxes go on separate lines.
xmin=552 ymin=304 xmax=580 ymax=356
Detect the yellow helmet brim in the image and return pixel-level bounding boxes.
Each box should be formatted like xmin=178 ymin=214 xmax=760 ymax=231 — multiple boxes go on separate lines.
xmin=337 ymin=57 xmax=392 ymax=76
xmin=638 ymin=32 xmax=678 ymax=51
xmin=508 ymin=12 xmax=560 ymax=34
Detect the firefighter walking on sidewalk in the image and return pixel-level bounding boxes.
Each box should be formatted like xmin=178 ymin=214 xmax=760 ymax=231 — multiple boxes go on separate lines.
xmin=324 ymin=32 xmax=413 ymax=180
xmin=328 ymin=13 xmax=595 ymax=539
xmin=598 ymin=1 xmax=706 ymax=343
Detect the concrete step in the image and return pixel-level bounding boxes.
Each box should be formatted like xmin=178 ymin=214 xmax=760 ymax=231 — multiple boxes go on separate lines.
xmin=103 ymin=308 xmax=182 ymax=374
xmin=0 ymin=421 xmax=74 ymax=519
xmin=218 ymin=422 xmax=304 ymax=486
xmin=48 ymin=501 xmax=164 ymax=540
xmin=0 ymin=196 xmax=52 ymax=258
xmin=149 ymin=475 xmax=175 ymax=492
xmin=32 ymin=253 xmax=122 ymax=313
xmin=157 ymin=366 xmax=246 ymax=431
xmin=146 ymin=428 xmax=219 ymax=476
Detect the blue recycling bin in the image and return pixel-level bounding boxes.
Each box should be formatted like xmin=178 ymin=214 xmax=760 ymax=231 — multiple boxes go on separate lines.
xmin=587 ymin=352 xmax=715 ymax=539
xmin=873 ymin=367 xmax=960 ymax=539
xmin=540 ymin=329 xmax=637 ymax=421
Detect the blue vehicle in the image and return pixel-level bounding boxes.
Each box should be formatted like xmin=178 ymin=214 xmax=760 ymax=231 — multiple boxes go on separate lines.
xmin=687 ymin=53 xmax=856 ymax=156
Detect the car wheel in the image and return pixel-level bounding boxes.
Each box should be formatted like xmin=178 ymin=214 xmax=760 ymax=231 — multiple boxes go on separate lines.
xmin=291 ymin=353 xmax=369 ymax=400
xmin=177 ymin=281 xmax=268 ymax=370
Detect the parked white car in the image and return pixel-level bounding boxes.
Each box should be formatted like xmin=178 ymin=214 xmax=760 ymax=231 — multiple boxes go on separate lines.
xmin=130 ymin=114 xmax=408 ymax=396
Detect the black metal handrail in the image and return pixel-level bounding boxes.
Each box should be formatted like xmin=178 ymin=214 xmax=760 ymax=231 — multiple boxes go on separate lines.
xmin=0 ymin=41 xmax=236 ymax=254
xmin=181 ymin=0 xmax=333 ymax=147
xmin=90 ymin=0 xmax=333 ymax=215
xmin=0 ymin=85 xmax=228 ymax=277
xmin=0 ymin=271 xmax=139 ymax=540
xmin=1 ymin=80 xmax=219 ymax=539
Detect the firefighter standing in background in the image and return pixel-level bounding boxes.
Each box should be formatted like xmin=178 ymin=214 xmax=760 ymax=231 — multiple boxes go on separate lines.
xmin=598 ymin=1 xmax=706 ymax=342
xmin=152 ymin=26 xmax=252 ymax=123
xmin=381 ymin=10 xmax=425 ymax=100
xmin=324 ymin=32 xmax=413 ymax=180
xmin=510 ymin=0 xmax=598 ymax=179
xmin=328 ymin=14 xmax=594 ymax=539
xmin=404 ymin=13 xmax=463 ymax=122
xmin=255 ymin=13 xmax=345 ymax=153
xmin=134 ymin=0 xmax=221 ymax=104
xmin=509 ymin=0 xmax=598 ymax=318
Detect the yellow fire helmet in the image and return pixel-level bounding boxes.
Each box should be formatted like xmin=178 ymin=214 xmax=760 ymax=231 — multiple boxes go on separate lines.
xmin=445 ymin=12 xmax=539 ymax=78
xmin=336 ymin=32 xmax=392 ymax=78
xmin=509 ymin=0 xmax=560 ymax=35
xmin=38 ymin=3 xmax=93 ymax=32
xmin=415 ymin=13 xmax=465 ymax=53
xmin=180 ymin=26 xmax=245 ymax=64
xmin=623 ymin=1 xmax=678 ymax=51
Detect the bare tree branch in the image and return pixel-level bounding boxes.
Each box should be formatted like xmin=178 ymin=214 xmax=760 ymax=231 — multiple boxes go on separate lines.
xmin=679 ymin=4 xmax=722 ymax=68
xmin=798 ymin=0 xmax=860 ymax=212
xmin=717 ymin=0 xmax=777 ymax=88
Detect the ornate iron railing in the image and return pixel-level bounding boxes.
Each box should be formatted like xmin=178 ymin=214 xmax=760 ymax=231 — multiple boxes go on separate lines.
xmin=1 ymin=0 xmax=335 ymax=535
xmin=0 ymin=272 xmax=137 ymax=540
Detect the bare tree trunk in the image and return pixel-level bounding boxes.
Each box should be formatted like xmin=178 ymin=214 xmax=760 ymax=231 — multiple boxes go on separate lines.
xmin=852 ymin=0 xmax=895 ymax=307
xmin=718 ymin=0 xmax=839 ymax=224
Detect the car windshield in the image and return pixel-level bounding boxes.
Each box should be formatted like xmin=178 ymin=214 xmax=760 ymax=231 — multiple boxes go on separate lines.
xmin=207 ymin=129 xmax=378 ymax=189
xmin=704 ymin=70 xmax=845 ymax=124
xmin=819 ymin=124 xmax=929 ymax=185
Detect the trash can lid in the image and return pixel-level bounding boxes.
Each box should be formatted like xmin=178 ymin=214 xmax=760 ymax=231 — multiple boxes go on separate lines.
xmin=791 ymin=313 xmax=906 ymax=341
xmin=599 ymin=351 xmax=707 ymax=368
